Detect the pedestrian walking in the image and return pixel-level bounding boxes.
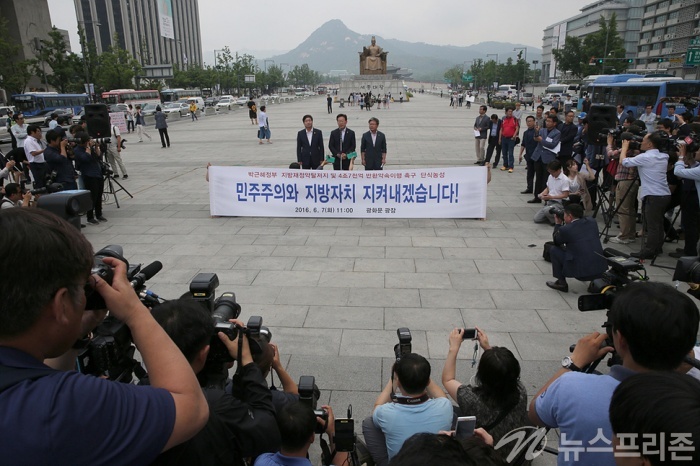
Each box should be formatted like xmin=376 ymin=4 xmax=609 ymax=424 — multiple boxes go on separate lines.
xmin=154 ymin=106 xmax=170 ymax=148
xmin=327 ymin=95 xmax=333 ymax=114
xmin=258 ymin=105 xmax=271 ymax=144
xmin=134 ymin=106 xmax=152 ymax=142
xmin=247 ymin=99 xmax=257 ymax=125
xmin=126 ymin=104 xmax=135 ymax=133
xmin=189 ymin=102 xmax=198 ymax=121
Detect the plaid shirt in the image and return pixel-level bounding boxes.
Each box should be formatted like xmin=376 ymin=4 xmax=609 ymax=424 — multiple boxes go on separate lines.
xmin=608 ymin=145 xmax=637 ymax=181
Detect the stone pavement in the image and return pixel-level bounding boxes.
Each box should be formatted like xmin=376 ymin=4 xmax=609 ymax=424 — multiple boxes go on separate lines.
xmin=83 ymin=94 xmax=693 ymax=464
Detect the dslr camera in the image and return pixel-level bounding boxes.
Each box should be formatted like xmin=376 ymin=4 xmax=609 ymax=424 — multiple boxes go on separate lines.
xmin=394 ymin=327 xmax=412 ymax=361
xmin=299 ymin=375 xmax=328 ymax=434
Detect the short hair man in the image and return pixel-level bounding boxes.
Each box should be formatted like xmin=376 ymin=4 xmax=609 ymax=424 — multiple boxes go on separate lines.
xmin=0 ymin=208 xmax=208 ymax=464
xmin=546 ymin=203 xmax=606 ymax=292
xmin=558 ymin=111 xmax=577 ymax=164
xmin=361 ymin=117 xmax=387 ymax=170
xmin=296 ymin=115 xmax=324 ymax=169
xmin=619 ymin=132 xmax=671 ymax=259
xmin=474 ymin=105 xmax=490 ymax=166
xmin=518 ymin=115 xmax=538 ymax=194
xmin=254 ymin=401 xmax=348 ymax=466
xmin=363 ymin=353 xmax=453 ymax=466
xmin=329 ymin=113 xmax=356 ymax=171
xmin=150 ymin=299 xmax=279 ymax=465
xmin=639 ymin=104 xmax=657 ymax=133
xmin=609 ymin=372 xmax=700 ymax=465
xmin=617 ymin=104 xmax=626 ymax=126
xmin=106 ymin=116 xmax=128 ymax=179
xmin=499 ymin=107 xmax=519 ymax=172
xmin=23 ymin=124 xmax=48 ymax=188
xmin=0 ymin=182 xmax=31 ymax=209
xmin=673 ymin=143 xmax=700 ymax=257
xmin=44 ymin=129 xmax=77 ymax=190
xmin=533 ymin=160 xmax=569 ymax=224
xmin=529 ymin=281 xmax=699 ymax=466
xmin=529 ymin=115 xmax=562 ymax=204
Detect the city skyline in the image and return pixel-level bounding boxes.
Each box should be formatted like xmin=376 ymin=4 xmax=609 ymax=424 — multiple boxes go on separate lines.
xmin=48 ymin=0 xmax=582 ymax=62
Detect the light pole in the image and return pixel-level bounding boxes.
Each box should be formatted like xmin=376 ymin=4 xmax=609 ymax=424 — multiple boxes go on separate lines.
xmin=280 ymin=63 xmax=289 ymax=90
xmin=486 ymin=54 xmax=499 ymax=93
xmin=532 ymin=60 xmax=539 ymax=94
xmin=513 ymin=47 xmax=527 ymax=97
xmin=463 ymin=60 xmax=474 ymax=89
xmin=78 ymin=20 xmax=100 ymax=102
xmin=213 ymin=49 xmax=224 ymax=94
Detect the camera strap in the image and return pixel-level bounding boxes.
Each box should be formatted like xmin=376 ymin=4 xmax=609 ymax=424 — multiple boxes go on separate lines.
xmin=391 ymin=393 xmax=429 ymax=405
xmin=234 ymin=335 xmax=244 ymax=376
xmin=0 ymin=365 xmax=56 ymax=393
xmin=320 ymin=434 xmax=333 ymax=466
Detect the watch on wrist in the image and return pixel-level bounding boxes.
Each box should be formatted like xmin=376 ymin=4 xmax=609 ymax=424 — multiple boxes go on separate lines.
xmin=561 ymin=356 xmax=581 ymax=372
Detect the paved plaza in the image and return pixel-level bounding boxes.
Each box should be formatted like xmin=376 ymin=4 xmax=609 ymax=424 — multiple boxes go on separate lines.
xmin=83 ymin=94 xmax=693 ymax=464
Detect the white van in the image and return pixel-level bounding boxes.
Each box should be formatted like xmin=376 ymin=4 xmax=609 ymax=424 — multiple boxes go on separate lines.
xmin=186 ymin=97 xmax=204 ymax=111
xmin=495 ymin=84 xmax=517 ymax=99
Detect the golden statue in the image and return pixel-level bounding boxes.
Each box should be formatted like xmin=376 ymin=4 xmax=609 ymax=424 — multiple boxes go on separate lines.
xmin=359 ymin=36 xmax=388 ymax=75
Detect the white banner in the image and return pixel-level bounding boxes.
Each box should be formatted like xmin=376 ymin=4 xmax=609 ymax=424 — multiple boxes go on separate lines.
xmin=158 ymin=0 xmax=175 ymax=40
xmin=109 ymin=112 xmax=127 ymax=133
xmin=209 ymin=167 xmax=488 ymax=218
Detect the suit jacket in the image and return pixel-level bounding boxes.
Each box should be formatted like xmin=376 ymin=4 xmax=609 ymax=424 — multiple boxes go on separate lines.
xmin=552 ymin=217 xmax=607 ymax=280
xmin=474 ymin=114 xmax=490 ymax=139
xmin=487 ymin=120 xmax=502 ymax=143
xmin=297 ymin=128 xmax=324 ymax=169
xmin=361 ymin=130 xmax=387 ymax=170
xmin=531 ymin=127 xmax=561 ymax=164
xmin=328 ymin=127 xmax=356 ymax=171
xmin=558 ymin=122 xmax=577 ymax=158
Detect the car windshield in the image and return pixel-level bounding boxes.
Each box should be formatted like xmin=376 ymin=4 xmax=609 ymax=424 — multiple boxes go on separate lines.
xmin=164 ymin=103 xmax=179 ymax=108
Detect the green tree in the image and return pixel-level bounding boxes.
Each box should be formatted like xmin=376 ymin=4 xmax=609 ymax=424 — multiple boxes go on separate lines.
xmin=31 ymin=27 xmax=84 ymax=93
xmin=288 ymin=64 xmax=320 ymax=89
xmin=443 ymin=65 xmax=463 ymax=88
xmin=552 ymin=36 xmax=587 ymax=79
xmin=94 ymin=34 xmax=142 ymax=92
xmin=264 ymin=65 xmax=285 ymax=91
xmin=0 ymin=17 xmax=32 ymax=94
xmin=78 ymin=26 xmax=99 ymax=94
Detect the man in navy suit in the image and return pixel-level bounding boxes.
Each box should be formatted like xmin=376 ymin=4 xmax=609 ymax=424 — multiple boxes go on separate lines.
xmin=296 ymin=115 xmax=324 ymax=169
xmin=547 ymin=203 xmax=607 ymax=292
xmin=328 ymin=114 xmax=356 ymax=171
xmin=361 ymin=117 xmax=387 ymax=171
xmin=528 ymin=115 xmax=562 ymax=204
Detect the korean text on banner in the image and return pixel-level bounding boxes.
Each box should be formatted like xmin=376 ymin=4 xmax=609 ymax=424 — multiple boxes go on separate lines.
xmin=209 ymin=167 xmax=488 ymax=219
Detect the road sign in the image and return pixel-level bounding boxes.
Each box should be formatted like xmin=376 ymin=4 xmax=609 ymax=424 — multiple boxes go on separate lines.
xmin=690 ymin=39 xmax=700 ymax=46
xmin=685 ymin=48 xmax=700 ymax=66
xmin=462 ymin=73 xmax=473 ymax=82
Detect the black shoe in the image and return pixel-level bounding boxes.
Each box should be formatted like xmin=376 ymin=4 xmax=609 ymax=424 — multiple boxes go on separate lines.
xmin=527 ymin=199 xmax=542 ymax=204
xmin=88 ymin=219 xmax=100 ymax=225
xmin=473 ymin=161 xmax=481 ymax=165
xmin=630 ymin=251 xmax=656 ymax=260
xmin=669 ymin=252 xmax=685 ymax=258
xmin=521 ymin=190 xmax=533 ymax=194
xmin=676 ymin=247 xmax=685 ymax=253
xmin=97 ymin=216 xmax=107 ymax=222
xmin=123 ymin=175 xmax=128 ymax=179
xmin=113 ymin=174 xmax=120 ymax=179
xmin=546 ymin=280 xmax=569 ymax=292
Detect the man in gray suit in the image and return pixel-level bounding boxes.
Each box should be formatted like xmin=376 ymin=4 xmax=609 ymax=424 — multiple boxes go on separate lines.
xmin=361 ymin=117 xmax=387 ymax=171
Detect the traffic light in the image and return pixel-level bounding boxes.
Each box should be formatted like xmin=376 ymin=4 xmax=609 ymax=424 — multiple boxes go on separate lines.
xmin=597 ymin=58 xmax=604 ymax=64
xmin=656 ymin=58 xmax=664 ymax=63
xmin=627 ymin=59 xmax=634 ymax=63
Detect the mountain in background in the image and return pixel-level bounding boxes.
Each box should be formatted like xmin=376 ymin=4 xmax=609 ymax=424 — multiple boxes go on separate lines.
xmin=264 ymin=20 xmax=542 ymax=81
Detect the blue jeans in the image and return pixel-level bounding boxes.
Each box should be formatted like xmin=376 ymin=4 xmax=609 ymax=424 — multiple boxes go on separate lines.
xmin=501 ymin=138 xmax=515 ymax=169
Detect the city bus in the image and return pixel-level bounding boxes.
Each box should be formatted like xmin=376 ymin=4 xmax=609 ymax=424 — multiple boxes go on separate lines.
xmin=160 ymin=88 xmax=203 ymax=102
xmin=588 ymin=78 xmax=699 ymax=119
xmin=11 ymin=92 xmax=89 ymax=118
xmin=101 ymin=89 xmax=161 ymax=108
xmin=577 ymin=75 xmax=643 ymax=110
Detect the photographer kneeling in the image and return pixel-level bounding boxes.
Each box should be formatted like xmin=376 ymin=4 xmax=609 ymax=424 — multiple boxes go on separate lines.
xmin=150 ymin=299 xmax=280 ymax=465
xmin=533 ymin=160 xmax=570 ymax=225
xmin=442 ymin=327 xmax=528 ymax=460
xmin=363 ymin=353 xmax=453 ymax=466
xmin=0 ymin=208 xmax=208 ymax=464
xmin=546 ymin=203 xmax=606 ymax=292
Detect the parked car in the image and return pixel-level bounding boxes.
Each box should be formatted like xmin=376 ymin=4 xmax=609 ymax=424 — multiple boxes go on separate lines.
xmin=204 ymin=97 xmax=219 ymax=107
xmin=163 ymin=102 xmax=189 ymax=117
xmin=43 ymin=109 xmax=73 ymax=127
xmin=520 ymin=92 xmax=534 ymax=105
xmin=216 ymin=97 xmax=235 ymax=110
xmin=72 ymin=109 xmax=85 ymax=125
xmin=108 ymin=103 xmax=128 ymax=113
xmin=139 ymin=103 xmax=158 ymax=117
xmin=235 ymin=97 xmax=248 ymax=106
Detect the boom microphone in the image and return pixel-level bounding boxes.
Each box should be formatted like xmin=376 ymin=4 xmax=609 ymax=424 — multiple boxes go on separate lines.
xmin=130 ymin=261 xmax=163 ymax=289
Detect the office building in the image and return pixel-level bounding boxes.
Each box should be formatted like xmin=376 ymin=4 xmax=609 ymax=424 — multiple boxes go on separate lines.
xmin=541 ymin=0 xmax=645 ymax=82
xmin=635 ymin=0 xmax=700 ymax=79
xmin=74 ymin=0 xmax=202 ymax=71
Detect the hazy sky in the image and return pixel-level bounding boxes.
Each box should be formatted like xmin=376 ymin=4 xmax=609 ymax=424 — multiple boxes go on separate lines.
xmin=48 ymin=0 xmax=583 ymax=58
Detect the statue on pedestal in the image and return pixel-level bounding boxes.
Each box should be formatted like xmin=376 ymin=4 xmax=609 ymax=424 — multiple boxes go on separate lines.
xmin=359 ymin=36 xmax=388 ymax=75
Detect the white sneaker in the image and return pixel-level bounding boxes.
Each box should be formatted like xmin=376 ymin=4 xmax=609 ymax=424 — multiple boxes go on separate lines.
xmin=609 ymin=235 xmax=634 ymax=244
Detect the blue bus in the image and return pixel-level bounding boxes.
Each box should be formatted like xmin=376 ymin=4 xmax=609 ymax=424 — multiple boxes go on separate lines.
xmin=588 ymin=78 xmax=700 ymax=118
xmin=11 ymin=92 xmax=89 ymax=118
xmin=577 ymin=74 xmax=643 ymax=110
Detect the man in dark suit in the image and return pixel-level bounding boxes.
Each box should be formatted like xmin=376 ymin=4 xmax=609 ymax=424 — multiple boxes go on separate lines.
xmin=528 ymin=115 xmax=562 ymax=204
xmin=361 ymin=117 xmax=386 ymax=171
xmin=296 ymin=114 xmax=324 ymax=169
xmin=547 ymin=203 xmax=607 ymax=292
xmin=328 ymin=114 xmax=356 ymax=171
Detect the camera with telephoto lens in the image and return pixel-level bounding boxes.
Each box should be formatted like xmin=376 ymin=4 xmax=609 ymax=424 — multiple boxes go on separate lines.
xmin=547 ymin=204 xmax=565 ymax=220
xmin=676 ymin=132 xmax=700 ymax=155
xmin=299 ymin=375 xmax=328 ymax=434
xmin=672 ymin=256 xmax=700 ymax=300
xmin=394 ymin=327 xmax=412 ymax=362
xmin=30 ymin=182 xmax=63 ymax=196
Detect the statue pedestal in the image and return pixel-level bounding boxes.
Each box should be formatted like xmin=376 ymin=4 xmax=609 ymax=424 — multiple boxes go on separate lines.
xmin=339 ymin=75 xmax=406 ymax=99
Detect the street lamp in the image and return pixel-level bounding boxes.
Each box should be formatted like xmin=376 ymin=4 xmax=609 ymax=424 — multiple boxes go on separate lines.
xmin=78 ymin=20 xmax=100 ymax=102
xmin=486 ymin=53 xmax=499 ymax=64
xmin=264 ymin=59 xmax=275 ymax=72
xmin=513 ymin=47 xmax=528 ymax=96
xmin=532 ymin=60 xmax=539 ymax=93
xmin=214 ymin=49 xmax=224 ymax=94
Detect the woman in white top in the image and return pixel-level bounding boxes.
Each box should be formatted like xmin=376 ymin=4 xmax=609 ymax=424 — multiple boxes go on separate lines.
xmin=565 ymin=158 xmax=595 ymax=214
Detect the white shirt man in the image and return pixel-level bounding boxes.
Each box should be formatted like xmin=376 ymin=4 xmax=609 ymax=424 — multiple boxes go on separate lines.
xmin=10 ymin=115 xmax=28 ymax=147
xmin=638 ymin=106 xmax=657 ymax=134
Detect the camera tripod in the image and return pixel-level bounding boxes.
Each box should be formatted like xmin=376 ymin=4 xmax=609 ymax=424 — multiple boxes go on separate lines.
xmin=103 ymin=166 xmax=133 ymax=208
xmin=598 ymin=175 xmax=640 ymax=244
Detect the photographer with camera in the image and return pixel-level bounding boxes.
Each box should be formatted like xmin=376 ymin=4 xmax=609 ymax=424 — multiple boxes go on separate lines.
xmin=529 ymin=281 xmax=699 ymax=466
xmin=73 ymin=131 xmax=107 ymax=225
xmin=0 ymin=208 xmax=209 ymax=464
xmin=255 ymin=401 xmax=348 ymax=466
xmin=533 ymin=160 xmax=570 ymax=224
xmin=23 ymin=124 xmax=49 ymax=189
xmin=673 ymin=142 xmax=700 ymax=257
xmin=442 ymin=327 xmax=528 ymax=461
xmin=363 ymin=353 xmax=453 ymax=466
xmin=105 ymin=115 xmax=128 ymax=179
xmin=0 ymin=182 xmax=32 ymax=209
xmin=245 ymin=342 xmax=300 ymax=412
xmin=545 ymin=203 xmax=606 ymax=292
xmin=606 ymin=131 xmax=640 ymax=245
xmin=150 ymin=299 xmax=280 ymax=465
xmin=619 ymin=132 xmax=672 ymax=259
xmin=43 ymin=130 xmax=77 ymax=191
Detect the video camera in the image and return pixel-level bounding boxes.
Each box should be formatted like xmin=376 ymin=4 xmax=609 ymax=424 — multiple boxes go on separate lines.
xmin=673 ymin=255 xmax=700 ymax=300
xmin=394 ymin=327 xmax=412 ymax=361
xmin=598 ymin=125 xmax=647 ymax=152
xmin=299 ymin=375 xmax=328 ymax=434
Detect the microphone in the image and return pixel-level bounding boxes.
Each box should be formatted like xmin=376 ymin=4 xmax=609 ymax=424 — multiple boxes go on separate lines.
xmin=130 ymin=261 xmax=163 ymax=289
